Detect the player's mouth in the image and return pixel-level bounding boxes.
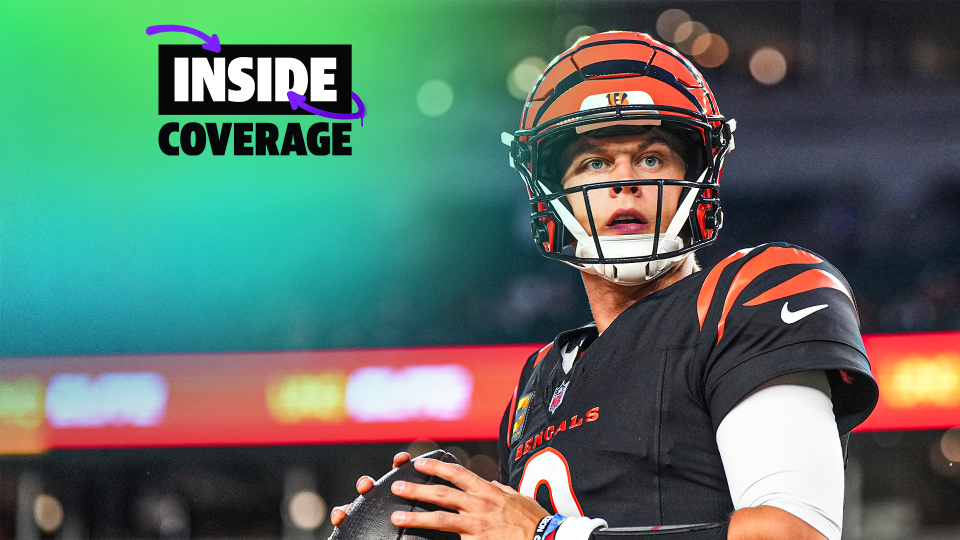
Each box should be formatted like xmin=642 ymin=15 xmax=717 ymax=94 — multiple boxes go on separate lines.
xmin=607 ymin=209 xmax=648 ymax=234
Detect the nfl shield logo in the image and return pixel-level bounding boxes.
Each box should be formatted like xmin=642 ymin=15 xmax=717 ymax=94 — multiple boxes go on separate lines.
xmin=548 ymin=381 xmax=569 ymax=413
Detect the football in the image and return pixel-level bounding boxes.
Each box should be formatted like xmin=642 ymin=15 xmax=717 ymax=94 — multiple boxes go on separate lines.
xmin=329 ymin=450 xmax=461 ymax=540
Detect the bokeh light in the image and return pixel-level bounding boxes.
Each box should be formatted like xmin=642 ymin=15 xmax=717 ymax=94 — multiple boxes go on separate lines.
xmin=675 ymin=21 xmax=710 ymax=55
xmin=33 ymin=494 xmax=64 ymax=533
xmin=941 ymin=427 xmax=960 ymax=463
xmin=407 ymin=438 xmax=439 ymax=457
xmin=444 ymin=445 xmax=470 ymax=467
xmin=693 ymin=33 xmax=730 ymax=68
xmin=416 ymin=79 xmax=454 ymax=117
xmin=508 ymin=57 xmax=547 ymax=100
xmin=288 ymin=491 xmax=326 ymax=530
xmin=468 ymin=454 xmax=499 ymax=481
xmin=565 ymin=25 xmax=597 ymax=48
xmin=656 ymin=9 xmax=690 ymax=43
xmin=749 ymin=47 xmax=788 ymax=85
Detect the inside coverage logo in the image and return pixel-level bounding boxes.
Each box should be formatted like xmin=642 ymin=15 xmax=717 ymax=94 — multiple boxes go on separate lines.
xmin=149 ymin=26 xmax=365 ymax=156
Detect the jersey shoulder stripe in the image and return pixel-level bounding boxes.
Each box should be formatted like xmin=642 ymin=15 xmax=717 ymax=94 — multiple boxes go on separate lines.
xmin=715 ymin=246 xmax=824 ymax=343
xmin=743 ymin=268 xmax=855 ymax=315
xmin=697 ymin=244 xmax=858 ymax=344
xmin=697 ymin=249 xmax=749 ymax=330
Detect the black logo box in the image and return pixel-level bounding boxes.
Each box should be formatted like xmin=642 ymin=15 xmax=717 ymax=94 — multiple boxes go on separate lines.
xmin=158 ymin=45 xmax=352 ymax=115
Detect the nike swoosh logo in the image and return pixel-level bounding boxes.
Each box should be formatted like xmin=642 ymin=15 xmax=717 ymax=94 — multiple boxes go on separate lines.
xmin=781 ymin=302 xmax=828 ymax=324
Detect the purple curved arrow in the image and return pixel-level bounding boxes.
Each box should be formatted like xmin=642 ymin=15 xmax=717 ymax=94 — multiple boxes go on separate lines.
xmin=146 ymin=25 xmax=220 ymax=53
xmin=287 ymin=91 xmax=366 ymax=126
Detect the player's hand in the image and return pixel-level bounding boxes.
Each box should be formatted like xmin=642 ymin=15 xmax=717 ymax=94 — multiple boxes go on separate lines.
xmin=389 ymin=457 xmax=550 ymax=540
xmin=330 ymin=452 xmax=412 ymax=526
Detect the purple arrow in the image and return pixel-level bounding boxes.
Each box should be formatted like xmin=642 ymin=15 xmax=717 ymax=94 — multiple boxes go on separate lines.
xmin=287 ymin=91 xmax=366 ymax=126
xmin=146 ymin=25 xmax=220 ymax=53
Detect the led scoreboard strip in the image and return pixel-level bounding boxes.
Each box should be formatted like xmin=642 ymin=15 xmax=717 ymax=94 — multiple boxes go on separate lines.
xmin=1 ymin=332 xmax=959 ymax=454
xmin=857 ymin=331 xmax=960 ymax=431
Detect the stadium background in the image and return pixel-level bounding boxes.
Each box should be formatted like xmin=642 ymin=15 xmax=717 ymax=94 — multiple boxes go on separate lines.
xmin=1 ymin=1 xmax=959 ymax=539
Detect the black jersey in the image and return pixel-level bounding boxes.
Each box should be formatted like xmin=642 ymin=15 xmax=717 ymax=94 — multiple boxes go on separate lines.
xmin=497 ymin=243 xmax=879 ymax=527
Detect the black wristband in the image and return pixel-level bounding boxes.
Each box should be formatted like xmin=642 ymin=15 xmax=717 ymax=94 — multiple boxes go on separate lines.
xmin=589 ymin=522 xmax=728 ymax=539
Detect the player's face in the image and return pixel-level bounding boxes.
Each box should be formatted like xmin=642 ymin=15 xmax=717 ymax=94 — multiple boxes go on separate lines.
xmin=559 ymin=128 xmax=686 ymax=236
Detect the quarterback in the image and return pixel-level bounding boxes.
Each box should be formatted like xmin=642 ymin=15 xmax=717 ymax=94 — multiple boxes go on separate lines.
xmin=332 ymin=32 xmax=878 ymax=540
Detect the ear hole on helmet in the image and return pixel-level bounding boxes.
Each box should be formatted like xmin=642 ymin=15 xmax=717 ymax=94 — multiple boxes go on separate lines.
xmin=534 ymin=202 xmax=558 ymax=252
xmin=695 ymin=188 xmax=721 ymax=239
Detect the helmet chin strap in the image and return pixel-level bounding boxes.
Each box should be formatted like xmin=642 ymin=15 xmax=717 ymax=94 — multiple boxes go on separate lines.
xmin=539 ymin=168 xmax=707 ymax=286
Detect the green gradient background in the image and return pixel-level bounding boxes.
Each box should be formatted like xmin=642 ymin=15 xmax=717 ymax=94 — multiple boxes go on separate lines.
xmin=0 ymin=0 xmax=588 ymax=355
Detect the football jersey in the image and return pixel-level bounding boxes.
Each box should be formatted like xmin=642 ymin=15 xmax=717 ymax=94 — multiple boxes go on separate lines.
xmin=497 ymin=243 xmax=879 ymax=527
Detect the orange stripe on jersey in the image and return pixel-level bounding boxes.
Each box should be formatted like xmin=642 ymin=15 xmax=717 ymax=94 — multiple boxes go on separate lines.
xmin=743 ymin=269 xmax=853 ymax=307
xmin=697 ymin=250 xmax=748 ymax=330
xmin=716 ymin=247 xmax=823 ymax=343
xmin=533 ymin=342 xmax=554 ymax=367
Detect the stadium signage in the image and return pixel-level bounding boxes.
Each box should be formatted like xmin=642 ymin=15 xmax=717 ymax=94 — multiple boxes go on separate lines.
xmin=2 ymin=333 xmax=959 ymax=454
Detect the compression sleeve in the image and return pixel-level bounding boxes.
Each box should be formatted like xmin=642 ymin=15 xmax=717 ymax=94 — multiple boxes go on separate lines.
xmin=716 ymin=370 xmax=844 ymax=540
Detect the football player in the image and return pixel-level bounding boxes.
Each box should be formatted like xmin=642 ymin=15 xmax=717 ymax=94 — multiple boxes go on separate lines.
xmin=331 ymin=32 xmax=878 ymax=540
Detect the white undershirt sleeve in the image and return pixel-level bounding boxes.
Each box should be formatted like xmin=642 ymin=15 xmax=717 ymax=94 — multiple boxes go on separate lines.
xmin=715 ymin=370 xmax=844 ymax=540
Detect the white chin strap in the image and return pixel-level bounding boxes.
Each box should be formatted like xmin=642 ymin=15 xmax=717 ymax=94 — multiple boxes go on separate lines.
xmin=540 ymin=169 xmax=707 ymax=286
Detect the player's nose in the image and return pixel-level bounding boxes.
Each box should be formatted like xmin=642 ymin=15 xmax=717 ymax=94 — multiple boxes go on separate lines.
xmin=609 ymin=184 xmax=642 ymax=197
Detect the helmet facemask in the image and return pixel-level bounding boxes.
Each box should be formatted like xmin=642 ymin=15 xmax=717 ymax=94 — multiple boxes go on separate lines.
xmin=511 ymin=112 xmax=730 ymax=285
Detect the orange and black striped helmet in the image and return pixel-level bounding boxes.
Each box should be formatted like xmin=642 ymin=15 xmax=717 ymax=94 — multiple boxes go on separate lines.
xmin=504 ymin=31 xmax=735 ymax=283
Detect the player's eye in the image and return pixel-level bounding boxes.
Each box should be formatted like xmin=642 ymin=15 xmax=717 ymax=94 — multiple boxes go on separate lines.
xmin=641 ymin=156 xmax=660 ymax=168
xmin=584 ymin=159 xmax=605 ymax=171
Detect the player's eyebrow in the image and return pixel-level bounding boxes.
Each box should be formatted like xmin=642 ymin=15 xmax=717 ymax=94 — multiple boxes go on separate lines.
xmin=569 ymin=136 xmax=675 ymax=158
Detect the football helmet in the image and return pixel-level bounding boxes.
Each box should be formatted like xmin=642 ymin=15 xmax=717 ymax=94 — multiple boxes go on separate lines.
xmin=504 ymin=31 xmax=735 ymax=285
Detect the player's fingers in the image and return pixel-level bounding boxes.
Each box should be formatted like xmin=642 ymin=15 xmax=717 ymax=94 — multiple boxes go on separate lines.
xmin=391 ymin=480 xmax=471 ymax=511
xmin=391 ymin=509 xmax=469 ymax=534
xmin=356 ymin=475 xmax=375 ymax=494
xmin=413 ymin=458 xmax=488 ymax=495
xmin=392 ymin=452 xmax=411 ymax=468
xmin=330 ymin=505 xmax=349 ymax=526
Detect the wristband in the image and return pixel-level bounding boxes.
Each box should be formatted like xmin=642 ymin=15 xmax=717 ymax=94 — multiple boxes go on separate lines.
xmin=544 ymin=514 xmax=566 ymax=540
xmin=533 ymin=516 xmax=554 ymax=540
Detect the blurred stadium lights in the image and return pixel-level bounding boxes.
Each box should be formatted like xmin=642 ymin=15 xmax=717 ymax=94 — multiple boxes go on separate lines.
xmin=941 ymin=427 xmax=960 ymax=463
xmin=877 ymin=353 xmax=960 ymax=409
xmin=139 ymin=495 xmax=190 ymax=538
xmin=468 ymin=454 xmax=499 ymax=482
xmin=693 ymin=33 xmax=730 ymax=68
xmin=565 ymin=25 xmax=597 ymax=48
xmin=508 ymin=57 xmax=547 ymax=100
xmin=288 ymin=491 xmax=326 ymax=531
xmin=749 ymin=47 xmax=788 ymax=86
xmin=45 ymin=372 xmax=169 ymax=428
xmin=444 ymin=445 xmax=470 ymax=467
xmin=407 ymin=438 xmax=439 ymax=457
xmin=416 ymin=79 xmax=454 ymax=117
xmin=33 ymin=494 xmax=63 ymax=534
xmin=674 ymin=21 xmax=709 ymax=55
xmin=656 ymin=9 xmax=690 ymax=43
xmin=267 ymin=371 xmax=349 ymax=424
xmin=283 ymin=469 xmax=321 ymax=540
xmin=344 ymin=364 xmax=474 ymax=422
xmin=654 ymin=9 xmax=726 ymax=69
xmin=688 ymin=31 xmax=713 ymax=56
